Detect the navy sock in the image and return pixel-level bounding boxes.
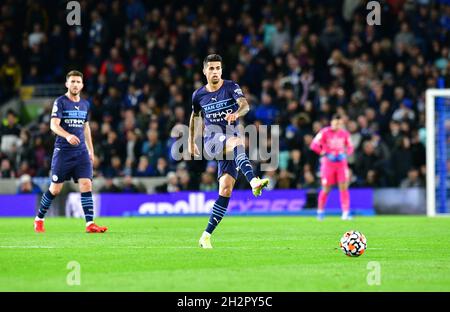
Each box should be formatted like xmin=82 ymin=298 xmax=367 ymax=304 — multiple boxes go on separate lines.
xmin=233 ymin=145 xmax=256 ymax=183
xmin=205 ymin=195 xmax=230 ymax=234
xmin=81 ymin=191 xmax=94 ymax=223
xmin=37 ymin=190 xmax=56 ymax=219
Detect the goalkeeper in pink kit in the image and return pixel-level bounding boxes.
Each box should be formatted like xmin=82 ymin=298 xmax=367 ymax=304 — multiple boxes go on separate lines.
xmin=310 ymin=114 xmax=354 ymax=220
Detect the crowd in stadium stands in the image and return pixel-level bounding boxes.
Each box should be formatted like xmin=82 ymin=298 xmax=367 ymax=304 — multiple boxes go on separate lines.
xmin=0 ymin=0 xmax=449 ymax=193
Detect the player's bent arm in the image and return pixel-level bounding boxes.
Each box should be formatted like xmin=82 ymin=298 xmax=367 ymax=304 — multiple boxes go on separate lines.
xmin=188 ymin=112 xmax=201 ymax=142
xmin=310 ymin=132 xmax=324 ymax=155
xmin=50 ymin=118 xmax=80 ymax=145
xmin=188 ymin=112 xmax=202 ymax=156
xmin=235 ymin=97 xmax=250 ymax=117
xmin=50 ymin=118 xmax=71 ymax=139
xmin=84 ymin=122 xmax=94 ymax=155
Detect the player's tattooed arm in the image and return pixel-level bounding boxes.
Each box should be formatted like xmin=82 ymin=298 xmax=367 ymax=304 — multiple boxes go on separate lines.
xmin=188 ymin=112 xmax=201 ymax=157
xmin=225 ymin=97 xmax=249 ymax=124
xmin=235 ymin=97 xmax=250 ymax=117
xmin=50 ymin=118 xmax=80 ymax=145
xmin=84 ymin=122 xmax=95 ymax=162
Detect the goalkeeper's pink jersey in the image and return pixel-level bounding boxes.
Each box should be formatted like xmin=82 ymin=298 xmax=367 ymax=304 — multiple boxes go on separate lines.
xmin=310 ymin=126 xmax=354 ymax=156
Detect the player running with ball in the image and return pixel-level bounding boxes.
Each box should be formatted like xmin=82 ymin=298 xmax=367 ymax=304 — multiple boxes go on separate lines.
xmin=310 ymin=114 xmax=354 ymax=220
xmin=189 ymin=54 xmax=269 ymax=248
xmin=34 ymin=70 xmax=107 ymax=233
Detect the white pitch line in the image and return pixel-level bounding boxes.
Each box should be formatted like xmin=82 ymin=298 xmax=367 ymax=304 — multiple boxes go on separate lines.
xmin=0 ymin=245 xmax=421 ymax=251
xmin=0 ymin=246 xmax=56 ymax=249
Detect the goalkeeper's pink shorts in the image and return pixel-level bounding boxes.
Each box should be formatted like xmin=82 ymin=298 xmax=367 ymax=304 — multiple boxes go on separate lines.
xmin=320 ymin=158 xmax=350 ymax=186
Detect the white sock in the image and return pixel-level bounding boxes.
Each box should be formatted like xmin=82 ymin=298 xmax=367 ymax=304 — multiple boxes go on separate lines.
xmin=35 ymin=216 xmax=44 ymax=221
xmin=86 ymin=221 xmax=94 ymax=227
xmin=202 ymin=231 xmax=211 ymax=238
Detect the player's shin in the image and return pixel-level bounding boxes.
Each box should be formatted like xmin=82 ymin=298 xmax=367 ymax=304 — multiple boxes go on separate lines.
xmin=233 ymin=145 xmax=255 ymax=183
xmin=36 ymin=190 xmax=56 ymax=220
xmin=205 ymin=195 xmax=230 ymax=234
xmin=318 ymin=189 xmax=329 ymax=213
xmin=80 ymin=191 xmax=94 ymax=224
xmin=340 ymin=189 xmax=350 ymax=213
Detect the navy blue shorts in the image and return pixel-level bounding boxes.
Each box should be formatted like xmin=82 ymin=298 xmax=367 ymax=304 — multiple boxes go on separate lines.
xmin=204 ymin=133 xmax=239 ymax=181
xmin=50 ymin=148 xmax=92 ymax=183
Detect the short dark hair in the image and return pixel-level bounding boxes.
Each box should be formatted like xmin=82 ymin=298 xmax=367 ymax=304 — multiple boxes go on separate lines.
xmin=203 ymin=54 xmax=222 ymax=67
xmin=331 ymin=113 xmax=342 ymax=120
xmin=66 ymin=70 xmax=83 ymax=81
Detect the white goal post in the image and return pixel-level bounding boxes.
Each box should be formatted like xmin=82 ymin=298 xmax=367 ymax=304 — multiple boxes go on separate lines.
xmin=426 ymin=89 xmax=450 ymax=217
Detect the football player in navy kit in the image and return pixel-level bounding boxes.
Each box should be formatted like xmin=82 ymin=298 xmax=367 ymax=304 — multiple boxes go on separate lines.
xmin=34 ymin=70 xmax=107 ymax=233
xmin=189 ymin=54 xmax=269 ymax=248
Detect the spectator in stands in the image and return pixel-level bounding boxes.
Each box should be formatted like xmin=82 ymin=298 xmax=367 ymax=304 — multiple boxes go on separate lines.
xmin=0 ymin=56 xmax=22 ymax=98
xmin=400 ymin=168 xmax=425 ymax=188
xmin=17 ymin=174 xmax=41 ymax=194
xmin=347 ymin=120 xmax=362 ymax=166
xmin=155 ymin=171 xmax=180 ymax=193
xmin=121 ymin=175 xmax=142 ymax=193
xmin=35 ymin=158 xmax=50 ymax=177
xmin=254 ymin=93 xmax=279 ymax=126
xmin=355 ymin=141 xmax=381 ymax=184
xmin=100 ymin=47 xmax=125 ymax=85
xmin=1 ymin=109 xmax=21 ymax=148
xmin=178 ymin=169 xmax=192 ymax=191
xmin=383 ymin=120 xmax=402 ymax=148
xmin=141 ymin=130 xmax=164 ymax=169
xmin=102 ymin=87 xmax=122 ymax=127
xmin=390 ymin=136 xmax=414 ymax=185
xmin=154 ymin=157 xmax=169 ymax=177
xmin=99 ymin=177 xmax=121 ymax=193
xmin=287 ymin=149 xmax=303 ymax=184
xmin=32 ymin=136 xmax=47 ymax=170
xmin=199 ymin=172 xmax=217 ymax=192
xmin=135 ymin=155 xmax=153 ymax=177
xmin=302 ymin=170 xmax=319 ymax=190
xmin=361 ymin=170 xmax=382 ymax=188
xmin=301 ymin=134 xmax=318 ymax=170
xmin=17 ymin=129 xmax=34 ymax=168
xmin=392 ymin=99 xmax=415 ymax=122
xmin=276 ymin=170 xmax=294 ymax=189
xmin=16 ymin=160 xmax=35 ymax=177
xmin=0 ymin=158 xmax=15 ymax=178
xmin=103 ymin=155 xmax=124 ymax=177
xmin=28 ymin=23 xmax=45 ymax=47
xmin=410 ymin=130 xmax=426 ymax=169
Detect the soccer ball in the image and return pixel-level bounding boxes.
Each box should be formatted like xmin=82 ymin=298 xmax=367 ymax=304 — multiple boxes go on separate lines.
xmin=339 ymin=230 xmax=367 ymax=257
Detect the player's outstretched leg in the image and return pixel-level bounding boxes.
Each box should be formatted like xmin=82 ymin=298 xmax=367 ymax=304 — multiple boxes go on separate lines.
xmin=79 ymin=179 xmax=107 ymax=233
xmin=34 ymin=183 xmax=62 ymax=233
xmin=232 ymin=143 xmax=269 ymax=197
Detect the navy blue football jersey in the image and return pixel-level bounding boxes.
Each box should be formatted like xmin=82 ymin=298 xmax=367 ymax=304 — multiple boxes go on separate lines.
xmin=51 ymin=95 xmax=89 ymax=150
xmin=191 ymin=80 xmax=245 ymax=132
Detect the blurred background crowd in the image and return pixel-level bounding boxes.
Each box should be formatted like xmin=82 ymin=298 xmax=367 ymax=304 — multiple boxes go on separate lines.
xmin=0 ymin=0 xmax=449 ymax=193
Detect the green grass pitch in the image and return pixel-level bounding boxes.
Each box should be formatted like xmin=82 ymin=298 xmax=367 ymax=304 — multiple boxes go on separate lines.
xmin=0 ymin=216 xmax=449 ymax=291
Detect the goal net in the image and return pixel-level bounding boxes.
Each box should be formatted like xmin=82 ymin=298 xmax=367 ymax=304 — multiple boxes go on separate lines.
xmin=426 ymin=89 xmax=450 ymax=216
